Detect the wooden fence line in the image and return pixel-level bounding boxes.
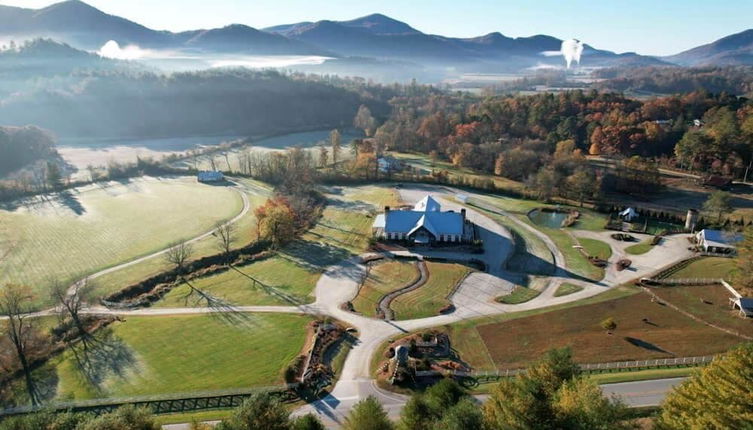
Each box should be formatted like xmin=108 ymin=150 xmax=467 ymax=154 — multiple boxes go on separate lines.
xmin=415 ymin=355 xmax=715 ymax=381
xmin=0 ymin=384 xmax=298 ymax=418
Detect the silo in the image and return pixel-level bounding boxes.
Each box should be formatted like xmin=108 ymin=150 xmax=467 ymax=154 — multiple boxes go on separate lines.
xmin=685 ymin=209 xmax=699 ymax=232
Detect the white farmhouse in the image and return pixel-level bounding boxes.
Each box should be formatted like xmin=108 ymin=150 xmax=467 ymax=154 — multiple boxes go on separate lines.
xmin=372 ymin=195 xmax=470 ymax=244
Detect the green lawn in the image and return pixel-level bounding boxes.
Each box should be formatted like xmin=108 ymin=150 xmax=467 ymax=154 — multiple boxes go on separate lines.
xmin=666 ymin=257 xmax=737 ymax=280
xmin=0 ymin=177 xmax=251 ymax=306
xmin=554 ymin=283 xmax=584 ymax=297
xmin=625 ymin=240 xmax=655 ymax=256
xmin=547 ymin=230 xmax=605 ymax=281
xmin=391 ymin=262 xmax=472 ymax=320
xmin=497 ymin=286 xmax=541 ymax=304
xmin=352 ymin=260 xmax=419 ymax=318
xmin=51 ymin=313 xmax=312 ymax=400
xmin=579 ymin=238 xmax=612 ymax=260
xmin=156 ymin=254 xmax=322 ymax=307
xmin=92 ymin=181 xmax=269 ymax=300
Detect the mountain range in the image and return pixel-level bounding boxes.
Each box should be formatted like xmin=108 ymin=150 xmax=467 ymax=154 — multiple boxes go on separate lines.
xmin=0 ymin=0 xmax=751 ymax=73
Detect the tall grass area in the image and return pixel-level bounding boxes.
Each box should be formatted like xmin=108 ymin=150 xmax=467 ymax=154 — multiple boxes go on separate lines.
xmin=0 ymin=177 xmax=250 ymax=306
xmin=51 ymin=314 xmax=312 ymax=400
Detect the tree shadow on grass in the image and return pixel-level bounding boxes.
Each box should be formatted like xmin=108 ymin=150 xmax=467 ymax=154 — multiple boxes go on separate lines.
xmin=229 ymin=265 xmax=306 ymax=308
xmin=68 ymin=328 xmax=136 ymax=396
xmin=181 ymin=279 xmax=258 ymax=328
xmin=624 ymin=337 xmax=674 ymax=355
xmin=278 ymin=241 xmax=353 ymax=273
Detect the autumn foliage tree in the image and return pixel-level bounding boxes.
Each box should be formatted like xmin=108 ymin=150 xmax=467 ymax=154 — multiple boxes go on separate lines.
xmin=255 ymin=197 xmax=298 ymax=248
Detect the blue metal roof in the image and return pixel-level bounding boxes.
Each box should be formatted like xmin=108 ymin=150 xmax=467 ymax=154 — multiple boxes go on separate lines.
xmin=375 ymin=195 xmax=464 ymax=236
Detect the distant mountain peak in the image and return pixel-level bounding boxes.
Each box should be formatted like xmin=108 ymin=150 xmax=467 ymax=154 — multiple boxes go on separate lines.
xmin=340 ymin=13 xmax=421 ymax=35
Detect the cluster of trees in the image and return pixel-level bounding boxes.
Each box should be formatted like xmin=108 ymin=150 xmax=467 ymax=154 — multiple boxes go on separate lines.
xmin=3 ymin=344 xmax=753 ymax=429
xmin=371 ymin=88 xmax=753 ymax=192
xmin=594 ymin=66 xmax=753 ymax=96
xmin=0 ymin=126 xmax=57 ymax=177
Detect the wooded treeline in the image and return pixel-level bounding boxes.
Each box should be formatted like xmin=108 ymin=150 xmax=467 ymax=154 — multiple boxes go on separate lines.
xmin=594 ymin=65 xmax=753 ymax=96
xmin=371 ymin=89 xmax=753 ymax=188
xmin=0 ymin=68 xmax=395 ymax=138
xmin=0 ymin=126 xmax=57 ymax=177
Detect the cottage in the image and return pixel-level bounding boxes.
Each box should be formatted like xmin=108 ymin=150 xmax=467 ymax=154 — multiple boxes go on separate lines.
xmin=197 ymin=171 xmax=224 ymax=183
xmin=372 ymin=195 xmax=471 ymax=244
xmin=695 ymin=229 xmax=742 ymax=254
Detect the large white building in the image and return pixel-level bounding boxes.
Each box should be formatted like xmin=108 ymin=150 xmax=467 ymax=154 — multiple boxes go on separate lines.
xmin=372 ymin=195 xmax=470 ymax=244
xmin=695 ymin=229 xmax=742 ymax=254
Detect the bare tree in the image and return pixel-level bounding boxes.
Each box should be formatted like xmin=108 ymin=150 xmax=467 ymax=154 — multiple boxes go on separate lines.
xmin=50 ymin=277 xmax=92 ymax=338
xmin=0 ymin=284 xmax=39 ymax=405
xmin=164 ymin=240 xmax=194 ymax=273
xmin=213 ymin=221 xmax=236 ymax=261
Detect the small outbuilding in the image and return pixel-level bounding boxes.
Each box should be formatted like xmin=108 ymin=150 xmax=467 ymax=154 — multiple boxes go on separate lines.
xmin=695 ymin=229 xmax=742 ymax=254
xmin=619 ymin=207 xmax=638 ymax=222
xmin=197 ymin=171 xmax=224 ymax=183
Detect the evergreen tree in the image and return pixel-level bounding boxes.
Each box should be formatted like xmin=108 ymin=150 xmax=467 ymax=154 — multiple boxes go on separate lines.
xmin=216 ymin=392 xmax=290 ymax=430
xmin=343 ymin=396 xmax=393 ymax=430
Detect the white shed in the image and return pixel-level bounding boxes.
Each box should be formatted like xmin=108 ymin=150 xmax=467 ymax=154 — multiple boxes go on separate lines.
xmin=619 ymin=207 xmax=638 ymax=221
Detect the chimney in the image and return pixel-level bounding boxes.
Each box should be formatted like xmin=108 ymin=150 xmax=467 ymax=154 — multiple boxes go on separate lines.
xmin=461 ymin=208 xmax=466 ymax=221
xmin=385 ymin=206 xmax=391 ymax=213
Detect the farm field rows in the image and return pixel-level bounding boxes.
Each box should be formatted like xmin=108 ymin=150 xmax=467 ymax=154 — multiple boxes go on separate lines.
xmin=0 ymin=177 xmax=251 ymax=306
xmin=474 ymin=291 xmax=744 ymax=369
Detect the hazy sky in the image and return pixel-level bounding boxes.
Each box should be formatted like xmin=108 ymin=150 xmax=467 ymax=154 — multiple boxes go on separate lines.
xmin=0 ymin=0 xmax=749 ymax=56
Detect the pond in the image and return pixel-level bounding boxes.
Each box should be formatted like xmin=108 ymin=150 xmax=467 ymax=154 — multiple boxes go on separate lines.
xmin=528 ymin=208 xmax=570 ymax=229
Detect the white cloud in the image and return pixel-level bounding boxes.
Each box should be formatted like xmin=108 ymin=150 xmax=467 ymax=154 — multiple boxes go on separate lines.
xmin=97 ymin=40 xmax=150 ymax=60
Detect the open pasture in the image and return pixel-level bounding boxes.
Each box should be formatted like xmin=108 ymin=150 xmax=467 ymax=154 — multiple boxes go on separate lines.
xmin=0 ymin=176 xmax=246 ymax=305
xmin=48 ymin=313 xmax=312 ymax=400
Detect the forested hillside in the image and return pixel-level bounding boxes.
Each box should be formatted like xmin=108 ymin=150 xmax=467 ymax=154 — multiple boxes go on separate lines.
xmin=594 ymin=66 xmax=753 ymax=95
xmin=0 ymin=69 xmax=394 ymax=138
